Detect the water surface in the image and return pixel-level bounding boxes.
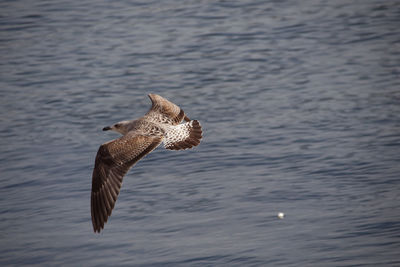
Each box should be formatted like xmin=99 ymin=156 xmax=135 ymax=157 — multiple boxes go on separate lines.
xmin=1 ymin=0 xmax=400 ymax=266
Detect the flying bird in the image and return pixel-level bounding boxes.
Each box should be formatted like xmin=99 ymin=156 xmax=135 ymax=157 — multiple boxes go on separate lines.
xmin=91 ymin=94 xmax=202 ymax=233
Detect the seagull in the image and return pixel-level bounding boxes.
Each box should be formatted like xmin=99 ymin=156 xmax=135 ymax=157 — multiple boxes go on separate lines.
xmin=91 ymin=94 xmax=202 ymax=233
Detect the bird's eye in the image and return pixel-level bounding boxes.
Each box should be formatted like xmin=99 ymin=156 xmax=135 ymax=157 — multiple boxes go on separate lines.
xmin=115 ymin=124 xmax=120 ymax=128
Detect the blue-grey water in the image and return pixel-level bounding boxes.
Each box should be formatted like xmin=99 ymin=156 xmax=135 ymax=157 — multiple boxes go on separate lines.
xmin=1 ymin=0 xmax=400 ymax=266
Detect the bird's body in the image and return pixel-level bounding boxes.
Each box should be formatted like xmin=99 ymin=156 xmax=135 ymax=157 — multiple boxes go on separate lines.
xmin=91 ymin=94 xmax=202 ymax=233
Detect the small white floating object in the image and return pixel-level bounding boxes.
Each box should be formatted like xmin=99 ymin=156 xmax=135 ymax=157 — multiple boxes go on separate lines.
xmin=277 ymin=212 xmax=285 ymax=219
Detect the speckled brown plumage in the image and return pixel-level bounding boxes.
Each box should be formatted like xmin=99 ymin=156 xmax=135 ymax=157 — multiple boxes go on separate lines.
xmin=91 ymin=94 xmax=202 ymax=233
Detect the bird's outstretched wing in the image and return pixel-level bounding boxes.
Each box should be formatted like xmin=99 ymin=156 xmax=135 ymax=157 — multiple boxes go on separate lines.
xmin=144 ymin=93 xmax=190 ymax=125
xmin=91 ymin=133 xmax=162 ymax=233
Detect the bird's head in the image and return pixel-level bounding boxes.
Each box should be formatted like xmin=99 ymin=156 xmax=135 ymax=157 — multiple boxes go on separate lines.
xmin=103 ymin=120 xmax=131 ymax=135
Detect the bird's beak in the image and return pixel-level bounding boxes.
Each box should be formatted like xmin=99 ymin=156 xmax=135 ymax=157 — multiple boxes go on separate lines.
xmin=103 ymin=126 xmax=111 ymax=131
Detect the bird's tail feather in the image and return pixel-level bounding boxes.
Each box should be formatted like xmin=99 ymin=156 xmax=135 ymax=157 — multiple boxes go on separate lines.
xmin=164 ymin=120 xmax=202 ymax=150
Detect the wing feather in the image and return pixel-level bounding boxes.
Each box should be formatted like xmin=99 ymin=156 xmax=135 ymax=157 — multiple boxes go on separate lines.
xmin=144 ymin=94 xmax=187 ymax=125
xmin=91 ymin=133 xmax=162 ymax=233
